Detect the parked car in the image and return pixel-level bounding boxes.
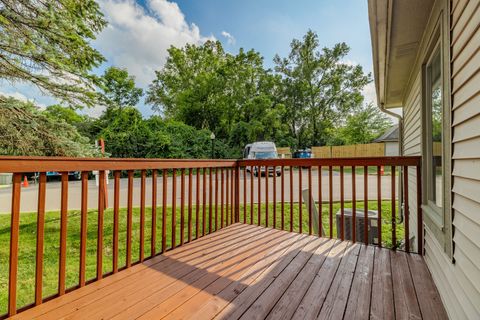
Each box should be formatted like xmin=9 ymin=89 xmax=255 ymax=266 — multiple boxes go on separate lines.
xmin=292 ymin=149 xmax=313 ymax=159
xmin=243 ymin=141 xmax=282 ymax=177
xmin=31 ymin=171 xmax=82 ymax=181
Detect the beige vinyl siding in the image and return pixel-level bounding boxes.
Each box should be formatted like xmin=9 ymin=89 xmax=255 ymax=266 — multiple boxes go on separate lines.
xmin=397 ymin=0 xmax=480 ymax=318
xmin=402 ymin=72 xmax=422 ymax=249
xmin=437 ymin=0 xmax=480 ymax=318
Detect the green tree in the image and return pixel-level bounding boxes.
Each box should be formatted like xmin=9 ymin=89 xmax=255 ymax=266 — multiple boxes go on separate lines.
xmin=147 ymin=41 xmax=229 ymax=131
xmin=98 ymin=106 xmax=151 ymax=158
xmin=43 ymin=105 xmax=85 ymax=125
xmin=0 ymin=96 xmax=98 ymax=156
xmin=146 ymin=41 xmax=286 ymax=153
xmin=274 ymin=30 xmax=371 ymax=148
xmin=329 ymin=103 xmax=393 ymax=145
xmin=43 ymin=104 xmax=98 ymax=141
xmin=100 ymin=66 xmax=144 ymax=108
xmin=0 ymin=0 xmax=107 ymax=107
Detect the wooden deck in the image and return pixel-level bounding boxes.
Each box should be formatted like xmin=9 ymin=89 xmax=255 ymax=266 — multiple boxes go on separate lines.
xmin=11 ymin=223 xmax=447 ymax=320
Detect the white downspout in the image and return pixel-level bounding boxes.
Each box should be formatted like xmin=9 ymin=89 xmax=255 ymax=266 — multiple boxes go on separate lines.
xmin=379 ymin=103 xmax=405 ymax=226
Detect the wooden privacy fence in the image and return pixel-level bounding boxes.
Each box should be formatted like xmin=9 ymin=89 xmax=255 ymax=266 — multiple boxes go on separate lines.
xmin=0 ymin=156 xmax=422 ymax=318
xmin=312 ymin=143 xmax=386 ymax=158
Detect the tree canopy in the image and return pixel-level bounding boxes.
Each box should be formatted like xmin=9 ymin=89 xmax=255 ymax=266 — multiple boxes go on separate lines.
xmin=274 ymin=30 xmax=371 ymax=148
xmin=100 ymin=66 xmax=144 ymax=108
xmin=146 ymin=33 xmax=380 ymax=152
xmin=0 ymin=96 xmax=99 ymax=156
xmin=329 ymin=103 xmax=392 ymax=145
xmin=0 ymin=19 xmax=392 ymax=158
xmin=146 ymin=40 xmax=287 ymax=149
xmin=0 ymin=0 xmax=106 ymax=107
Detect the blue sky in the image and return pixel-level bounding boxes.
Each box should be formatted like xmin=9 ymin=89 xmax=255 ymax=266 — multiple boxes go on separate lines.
xmin=0 ymin=0 xmax=375 ymax=117
xmin=172 ymin=0 xmax=373 ymax=70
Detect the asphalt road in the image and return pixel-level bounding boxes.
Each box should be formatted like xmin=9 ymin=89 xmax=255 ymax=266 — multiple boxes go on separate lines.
xmin=0 ymin=169 xmax=396 ymax=213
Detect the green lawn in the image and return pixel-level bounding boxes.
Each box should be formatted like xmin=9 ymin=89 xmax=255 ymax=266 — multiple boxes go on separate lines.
xmin=0 ymin=200 xmax=402 ymax=314
xmin=329 ymin=166 xmax=395 ymax=175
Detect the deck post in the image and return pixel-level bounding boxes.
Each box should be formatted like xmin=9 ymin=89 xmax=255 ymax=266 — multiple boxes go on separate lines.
xmin=234 ymin=163 xmax=240 ymax=223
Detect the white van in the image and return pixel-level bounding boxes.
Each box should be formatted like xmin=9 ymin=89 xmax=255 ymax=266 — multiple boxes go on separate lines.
xmin=243 ymin=141 xmax=281 ymax=176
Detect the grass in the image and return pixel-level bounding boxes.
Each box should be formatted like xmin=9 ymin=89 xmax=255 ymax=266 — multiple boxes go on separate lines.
xmin=0 ymin=200 xmax=402 ymax=314
xmin=329 ymin=166 xmax=395 ymax=175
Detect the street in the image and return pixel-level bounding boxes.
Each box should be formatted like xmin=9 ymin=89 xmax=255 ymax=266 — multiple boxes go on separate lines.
xmin=0 ymin=169 xmax=397 ymax=213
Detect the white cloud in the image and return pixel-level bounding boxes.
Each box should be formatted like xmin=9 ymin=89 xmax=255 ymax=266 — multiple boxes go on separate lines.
xmin=0 ymin=85 xmax=48 ymax=109
xmin=95 ymin=0 xmax=214 ymax=87
xmin=362 ymin=81 xmax=377 ymax=105
xmin=221 ymin=31 xmax=236 ymax=45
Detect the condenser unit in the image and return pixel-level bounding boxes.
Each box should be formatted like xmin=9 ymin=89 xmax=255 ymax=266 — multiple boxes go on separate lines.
xmin=335 ymin=209 xmax=379 ymax=245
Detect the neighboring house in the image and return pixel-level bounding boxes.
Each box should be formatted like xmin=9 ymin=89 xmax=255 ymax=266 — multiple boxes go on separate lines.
xmin=373 ymin=125 xmax=399 ymax=156
xmin=369 ymin=0 xmax=480 ymax=319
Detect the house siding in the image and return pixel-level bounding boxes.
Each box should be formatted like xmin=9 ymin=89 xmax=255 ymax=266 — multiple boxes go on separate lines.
xmin=449 ymin=0 xmax=480 ymax=318
xmin=399 ymin=0 xmax=480 ymax=318
xmin=403 ymin=72 xmax=422 ymax=250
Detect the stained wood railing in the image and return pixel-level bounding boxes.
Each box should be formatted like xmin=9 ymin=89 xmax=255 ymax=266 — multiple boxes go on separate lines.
xmin=0 ymin=156 xmax=422 ymax=318
xmin=237 ymin=157 xmax=422 ymax=254
xmin=0 ymin=157 xmax=238 ymax=318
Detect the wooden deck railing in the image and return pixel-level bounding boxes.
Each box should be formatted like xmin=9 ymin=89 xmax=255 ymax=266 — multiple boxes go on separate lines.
xmin=0 ymin=156 xmax=422 ymax=318
xmin=236 ymin=157 xmax=422 ymax=256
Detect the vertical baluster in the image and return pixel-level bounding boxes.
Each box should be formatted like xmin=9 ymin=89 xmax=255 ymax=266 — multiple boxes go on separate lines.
xmin=215 ymin=168 xmax=219 ymax=230
xmin=59 ymin=172 xmax=68 ymax=294
xmin=162 ymin=169 xmax=167 ymax=253
xmin=8 ymin=173 xmax=21 ymax=316
xmin=35 ymin=173 xmax=46 ymax=305
xmin=139 ymin=170 xmax=146 ymax=261
xmin=281 ymin=166 xmax=285 ymax=230
xmin=111 ymin=170 xmax=120 ymax=273
xmin=203 ymin=168 xmax=207 ymax=234
xmin=404 ymin=166 xmax=410 ymax=253
xmin=221 ymin=168 xmax=225 ymax=228
xmin=273 ymin=166 xmax=277 ymax=229
xmin=151 ymin=170 xmax=157 ymax=257
xmin=308 ymin=167 xmax=312 ymax=235
xmin=231 ymin=168 xmax=235 ymax=223
xmin=258 ymin=166 xmax=262 ymax=226
xmin=97 ymin=170 xmax=105 ymax=279
xmin=226 ymin=168 xmax=230 ymax=226
xmin=364 ymin=166 xmax=369 ymax=244
xmin=235 ymin=165 xmax=240 ymax=223
xmin=250 ymin=166 xmax=254 ymax=224
xmin=377 ymin=166 xmax=382 ymax=247
xmin=172 ymin=169 xmax=177 ymax=248
xmin=352 ymin=166 xmax=356 ymax=243
xmin=209 ymin=168 xmax=213 ymax=233
xmin=113 ymin=171 xmax=120 ymax=271
xmin=127 ymin=170 xmax=133 ymax=265
xmin=188 ymin=169 xmax=193 ymax=242
xmin=181 ymin=169 xmax=185 ymax=245
xmin=318 ymin=166 xmax=322 ymax=237
xmin=299 ymin=167 xmax=303 ymax=234
xmin=196 ymin=168 xmax=200 ymax=238
xmin=243 ymin=167 xmax=247 ymax=224
xmin=340 ymin=166 xmax=345 ymax=241
xmin=80 ymin=172 xmax=88 ymax=285
xmin=329 ymin=166 xmax=333 ymax=238
xmin=265 ymin=166 xmax=269 ymax=227
xmin=416 ymin=165 xmax=423 ymax=254
xmin=289 ymin=166 xmax=293 ymax=232
xmin=391 ymin=166 xmax=396 ymax=249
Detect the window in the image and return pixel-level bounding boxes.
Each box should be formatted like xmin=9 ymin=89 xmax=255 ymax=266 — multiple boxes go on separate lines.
xmin=427 ymin=47 xmax=443 ymax=209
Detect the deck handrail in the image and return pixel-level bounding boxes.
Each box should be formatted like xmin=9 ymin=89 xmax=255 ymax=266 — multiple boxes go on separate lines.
xmin=0 ymin=156 xmax=422 ymax=318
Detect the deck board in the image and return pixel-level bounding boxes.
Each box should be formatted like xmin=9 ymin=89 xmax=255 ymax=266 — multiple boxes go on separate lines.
xmin=10 ymin=223 xmax=448 ymax=320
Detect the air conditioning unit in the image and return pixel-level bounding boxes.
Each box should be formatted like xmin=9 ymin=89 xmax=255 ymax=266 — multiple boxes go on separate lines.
xmin=335 ymin=209 xmax=379 ymax=245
